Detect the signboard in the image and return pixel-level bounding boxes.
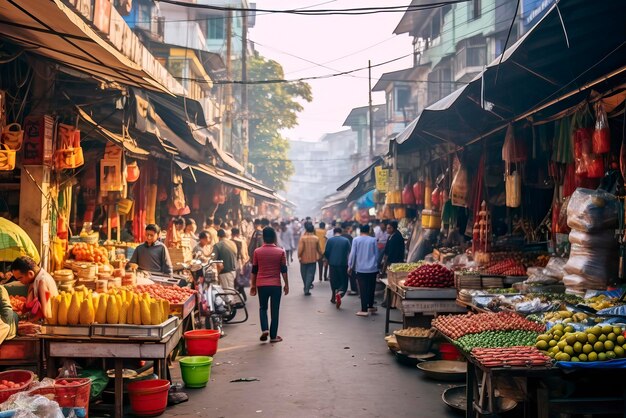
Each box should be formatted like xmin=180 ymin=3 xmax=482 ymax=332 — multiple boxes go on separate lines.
xmin=375 ymin=166 xmax=389 ymax=192
xmin=22 ymin=115 xmax=54 ymax=165
xmin=521 ymin=0 xmax=555 ymax=32
xmin=93 ymin=0 xmax=112 ymax=34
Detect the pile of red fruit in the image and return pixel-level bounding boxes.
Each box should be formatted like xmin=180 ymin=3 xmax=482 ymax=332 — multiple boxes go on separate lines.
xmin=484 ymin=259 xmax=526 ymax=276
xmin=404 ymin=263 xmax=454 ymax=288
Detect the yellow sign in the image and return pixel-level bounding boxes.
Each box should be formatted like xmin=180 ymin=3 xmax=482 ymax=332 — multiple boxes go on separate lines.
xmin=375 ymin=166 xmax=389 ymax=192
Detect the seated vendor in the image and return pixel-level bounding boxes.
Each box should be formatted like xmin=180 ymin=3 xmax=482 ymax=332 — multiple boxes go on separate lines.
xmin=0 ymin=286 xmax=17 ymax=344
xmin=10 ymin=256 xmax=59 ymax=321
xmin=126 ymin=224 xmax=173 ymax=276
xmin=193 ymin=231 xmax=213 ymax=263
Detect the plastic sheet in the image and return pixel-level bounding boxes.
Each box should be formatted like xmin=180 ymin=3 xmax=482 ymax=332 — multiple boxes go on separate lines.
xmin=566 ymin=188 xmax=618 ymax=232
xmin=543 ymin=257 xmax=567 ymax=279
xmin=558 ymin=358 xmax=626 ymax=369
xmin=568 ymin=229 xmax=617 ymax=248
xmin=564 ymin=244 xmax=618 ymax=281
xmin=1 ymin=393 xmax=63 ymax=418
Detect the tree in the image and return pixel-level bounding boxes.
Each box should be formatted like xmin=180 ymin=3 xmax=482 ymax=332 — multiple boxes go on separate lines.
xmin=241 ymin=54 xmax=312 ymax=191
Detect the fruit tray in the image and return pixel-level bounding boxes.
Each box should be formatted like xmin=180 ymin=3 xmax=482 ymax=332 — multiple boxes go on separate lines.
xmin=41 ymin=324 xmax=91 ymax=337
xmin=397 ymin=283 xmax=457 ymax=300
xmin=169 ymin=294 xmax=196 ymax=319
xmin=89 ymin=316 xmax=179 ymax=341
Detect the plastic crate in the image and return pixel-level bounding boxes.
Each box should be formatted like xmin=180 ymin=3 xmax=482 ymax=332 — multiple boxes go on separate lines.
xmin=29 ymin=378 xmax=91 ymax=418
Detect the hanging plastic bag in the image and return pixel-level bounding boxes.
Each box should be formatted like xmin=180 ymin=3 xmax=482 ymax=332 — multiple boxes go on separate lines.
xmin=586 ymin=154 xmax=604 ymax=178
xmin=566 ymin=188 xmax=618 ymax=232
xmin=413 ymin=181 xmax=424 ymax=206
xmin=450 ymin=160 xmax=468 ymax=207
xmin=502 ymin=124 xmax=527 ymax=164
xmin=574 ymin=127 xmax=592 ymax=175
xmin=401 ymin=183 xmax=414 ymax=205
xmin=55 ymin=124 xmax=84 ymax=169
xmin=592 ymin=102 xmax=610 ymax=154
xmin=505 ymin=171 xmax=521 ymax=208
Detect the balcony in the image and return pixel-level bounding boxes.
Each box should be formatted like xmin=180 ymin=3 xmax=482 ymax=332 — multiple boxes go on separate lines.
xmin=454 ymin=42 xmax=487 ymax=82
xmin=163 ymin=21 xmax=208 ymax=52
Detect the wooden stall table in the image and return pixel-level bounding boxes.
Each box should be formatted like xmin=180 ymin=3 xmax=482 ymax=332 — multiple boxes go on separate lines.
xmin=41 ymin=322 xmax=183 ymax=418
xmin=383 ymin=278 xmax=467 ymax=333
xmin=0 ymin=336 xmax=43 ymax=375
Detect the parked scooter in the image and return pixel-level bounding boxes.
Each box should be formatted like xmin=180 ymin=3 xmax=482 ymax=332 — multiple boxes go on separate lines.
xmin=188 ymin=258 xmax=248 ymax=335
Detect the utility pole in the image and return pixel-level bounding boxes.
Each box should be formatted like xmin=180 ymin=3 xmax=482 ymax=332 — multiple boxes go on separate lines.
xmin=241 ymin=8 xmax=249 ymax=172
xmin=368 ymin=60 xmax=374 ymax=161
xmin=225 ymin=10 xmax=233 ymax=154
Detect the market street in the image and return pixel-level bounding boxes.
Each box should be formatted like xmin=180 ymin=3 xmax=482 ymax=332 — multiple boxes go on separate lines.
xmin=169 ymin=260 xmax=460 ymax=418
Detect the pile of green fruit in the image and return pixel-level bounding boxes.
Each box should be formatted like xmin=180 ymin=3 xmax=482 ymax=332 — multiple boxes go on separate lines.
xmin=536 ymin=323 xmax=626 ymax=362
xmin=456 ymin=330 xmax=538 ymax=352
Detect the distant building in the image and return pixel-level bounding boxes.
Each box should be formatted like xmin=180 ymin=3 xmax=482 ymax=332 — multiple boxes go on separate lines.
xmin=342 ymin=105 xmax=387 ymax=173
xmin=286 ymin=130 xmax=357 ymax=217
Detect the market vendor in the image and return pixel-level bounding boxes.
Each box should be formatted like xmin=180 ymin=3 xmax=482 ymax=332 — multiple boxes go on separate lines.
xmin=126 ymin=224 xmax=173 ymax=276
xmin=0 ymin=286 xmax=17 ymax=344
xmin=10 ymin=256 xmax=58 ymax=321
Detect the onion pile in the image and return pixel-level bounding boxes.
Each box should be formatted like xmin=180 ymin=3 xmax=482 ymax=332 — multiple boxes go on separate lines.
xmin=404 ymin=263 xmax=454 ymax=288
xmin=432 ymin=312 xmax=545 ymax=340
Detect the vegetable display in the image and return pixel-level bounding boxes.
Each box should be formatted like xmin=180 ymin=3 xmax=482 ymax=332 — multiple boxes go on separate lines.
xmin=71 ymin=243 xmax=109 ymax=264
xmin=388 ymin=262 xmax=426 ymax=273
xmin=456 ymin=330 xmax=538 ymax=352
xmin=9 ymin=295 xmax=25 ymax=315
xmin=394 ymin=327 xmax=432 ymax=337
xmin=404 ymin=263 xmax=454 ymax=288
xmin=471 ymin=346 xmax=551 ymax=368
xmin=0 ymin=379 xmax=27 ymax=390
xmin=484 ymin=259 xmax=526 ymax=276
xmin=432 ymin=312 xmax=545 ymax=340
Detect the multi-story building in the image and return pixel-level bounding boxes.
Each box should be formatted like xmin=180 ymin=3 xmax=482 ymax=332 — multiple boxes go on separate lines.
xmin=125 ymin=0 xmax=255 ymax=161
xmin=342 ymin=104 xmax=387 ymax=173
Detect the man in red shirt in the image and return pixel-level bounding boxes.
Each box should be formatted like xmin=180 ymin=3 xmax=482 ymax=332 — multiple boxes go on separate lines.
xmin=250 ymin=227 xmax=289 ymax=343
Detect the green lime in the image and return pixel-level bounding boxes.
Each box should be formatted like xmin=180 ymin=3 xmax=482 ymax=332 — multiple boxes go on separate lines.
xmin=613 ymin=326 xmax=623 ymax=335
xmin=604 ymin=340 xmax=615 ymax=351
xmin=594 ymin=341 xmax=605 ymax=352
xmin=587 ymin=334 xmax=598 ymax=344
xmin=556 ymin=352 xmax=570 ymax=361
xmin=570 ymin=356 xmax=580 ymax=362
xmin=606 ymin=351 xmax=616 ymax=360
xmin=614 ymin=346 xmax=624 ymax=357
xmin=582 ymin=344 xmax=593 ymax=354
xmin=563 ymin=346 xmax=574 ymax=356
xmin=573 ymin=342 xmax=583 ymax=353
xmin=616 ymin=335 xmax=625 ymax=345
xmin=599 ymin=334 xmax=607 ymax=343
xmin=538 ymin=334 xmax=551 ymax=342
xmin=575 ymin=332 xmax=587 ymax=343
xmin=588 ymin=352 xmax=598 ymax=361
xmin=549 ymin=340 xmax=557 ymax=347
xmin=598 ymin=352 xmax=607 ymax=361
xmin=608 ymin=332 xmax=617 ymax=342
xmin=553 ymin=324 xmax=565 ymax=332
xmin=564 ymin=325 xmax=575 ymax=333
xmin=536 ymin=340 xmax=549 ymax=350
xmin=565 ymin=334 xmax=577 ymax=345
xmin=578 ymin=353 xmax=588 ymax=362
xmin=602 ymin=325 xmax=613 ymax=334
xmin=590 ymin=326 xmax=602 ymax=336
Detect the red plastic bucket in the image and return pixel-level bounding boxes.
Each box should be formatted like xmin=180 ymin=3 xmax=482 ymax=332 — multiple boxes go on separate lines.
xmin=127 ymin=379 xmax=170 ymax=417
xmin=0 ymin=370 xmax=35 ymax=403
xmin=184 ymin=329 xmax=220 ymax=356
xmin=439 ymin=342 xmax=462 ymax=361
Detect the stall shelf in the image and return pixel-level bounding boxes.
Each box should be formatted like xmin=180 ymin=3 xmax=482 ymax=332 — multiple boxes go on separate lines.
xmin=41 ymin=321 xmax=183 ymax=418
xmin=382 ymin=278 xmax=467 ymax=333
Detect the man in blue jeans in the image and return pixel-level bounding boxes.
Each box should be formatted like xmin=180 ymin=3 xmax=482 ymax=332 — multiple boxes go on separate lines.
xmin=297 ymin=222 xmax=322 ymax=295
xmin=324 ymin=227 xmax=351 ymax=309
xmin=348 ymin=224 xmax=379 ymax=317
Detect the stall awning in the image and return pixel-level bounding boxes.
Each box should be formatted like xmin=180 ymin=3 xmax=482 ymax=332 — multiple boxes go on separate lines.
xmin=321 ymin=178 xmax=359 ymax=210
xmin=191 ymin=126 xmax=245 ymax=173
xmin=337 ymin=157 xmax=383 ymax=192
xmin=175 ymin=159 xmax=250 ymax=190
xmin=77 ymin=107 xmax=150 ymax=158
xmin=394 ymin=0 xmax=626 ymax=152
xmin=0 ymin=0 xmax=179 ymax=93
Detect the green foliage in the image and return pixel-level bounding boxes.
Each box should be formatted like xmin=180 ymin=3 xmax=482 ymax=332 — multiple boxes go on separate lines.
xmin=241 ymin=54 xmax=312 ymax=190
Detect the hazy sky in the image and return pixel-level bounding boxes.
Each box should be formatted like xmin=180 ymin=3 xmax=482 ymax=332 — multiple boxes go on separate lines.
xmin=250 ymin=1 xmax=413 ymax=142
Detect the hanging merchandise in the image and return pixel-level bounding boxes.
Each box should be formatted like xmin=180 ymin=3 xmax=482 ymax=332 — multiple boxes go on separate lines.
xmin=552 ymin=117 xmax=574 ymax=164
xmin=592 ymin=101 xmax=610 ymax=154
xmin=0 ymin=123 xmax=23 ymax=150
xmin=394 ymin=206 xmax=406 ymax=219
xmin=586 ymin=154 xmax=605 ymax=178
xmin=413 ymin=180 xmax=424 ymax=206
xmin=502 ymin=124 xmax=528 ymax=165
xmin=562 ymin=163 xmax=577 ymax=198
xmin=55 ymin=124 xmax=84 ymax=169
xmin=169 ymin=184 xmax=190 ymax=216
xmin=450 ymin=156 xmax=468 ymax=207
xmin=0 ymin=144 xmax=16 ymax=171
xmin=401 ymin=183 xmax=414 ymax=205
xmin=505 ymin=171 xmax=521 ymax=208
xmin=126 ymin=161 xmax=140 ymax=183
xmin=382 ymin=204 xmax=393 ymax=220
xmin=424 ymin=176 xmax=432 ymax=210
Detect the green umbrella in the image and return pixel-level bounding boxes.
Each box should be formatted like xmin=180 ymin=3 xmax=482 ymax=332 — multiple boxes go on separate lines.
xmin=0 ymin=217 xmax=40 ymax=264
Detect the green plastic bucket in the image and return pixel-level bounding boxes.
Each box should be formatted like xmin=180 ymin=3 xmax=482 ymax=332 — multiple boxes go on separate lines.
xmin=179 ymin=356 xmax=212 ymax=388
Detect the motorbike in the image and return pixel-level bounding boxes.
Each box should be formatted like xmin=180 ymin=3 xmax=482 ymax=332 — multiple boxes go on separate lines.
xmin=187 ymin=258 xmax=248 ymax=335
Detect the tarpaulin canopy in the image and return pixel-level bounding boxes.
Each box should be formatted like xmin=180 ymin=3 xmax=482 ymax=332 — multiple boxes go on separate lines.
xmin=0 ymin=218 xmax=40 ymax=264
xmin=394 ymin=0 xmax=626 ymax=152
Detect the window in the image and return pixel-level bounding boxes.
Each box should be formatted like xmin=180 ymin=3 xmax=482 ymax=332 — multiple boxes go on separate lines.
xmin=208 ymin=15 xmax=225 ymax=39
xmin=395 ymin=87 xmax=411 ymax=113
xmin=427 ymin=65 xmax=453 ymax=105
xmin=454 ymin=37 xmax=487 ymax=75
xmin=468 ymin=0 xmax=481 ymax=20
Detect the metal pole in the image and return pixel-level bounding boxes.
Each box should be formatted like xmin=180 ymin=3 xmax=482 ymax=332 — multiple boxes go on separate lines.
xmin=225 ymin=10 xmax=233 ymax=154
xmin=368 ymin=60 xmax=374 ymax=161
xmin=242 ymin=8 xmax=249 ymax=172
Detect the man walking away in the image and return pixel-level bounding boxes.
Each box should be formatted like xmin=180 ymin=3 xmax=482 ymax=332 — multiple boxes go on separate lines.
xmin=298 ymin=223 xmax=321 ymax=295
xmin=324 ymin=227 xmax=351 ymax=309
xmin=248 ymin=219 xmax=264 ymax=260
xmin=280 ymin=222 xmax=295 ymax=265
xmin=315 ymin=222 xmax=328 ymax=281
xmin=231 ymin=228 xmax=250 ymax=301
xmin=348 ymin=224 xmax=379 ymax=317
xmin=213 ymin=229 xmax=238 ymax=304
xmin=250 ymin=227 xmax=289 ymax=343
xmin=341 ymin=223 xmax=358 ymax=296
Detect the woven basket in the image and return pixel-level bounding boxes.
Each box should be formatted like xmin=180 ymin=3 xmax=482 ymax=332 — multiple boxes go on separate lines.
xmin=393 ymin=332 xmax=433 ymax=354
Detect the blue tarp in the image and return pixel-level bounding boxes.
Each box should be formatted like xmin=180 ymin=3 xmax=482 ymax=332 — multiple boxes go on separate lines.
xmin=557 ymin=358 xmax=626 ymax=369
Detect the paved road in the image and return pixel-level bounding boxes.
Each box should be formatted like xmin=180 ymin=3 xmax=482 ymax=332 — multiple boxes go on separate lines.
xmin=168 ymin=260 xmax=462 ymax=418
